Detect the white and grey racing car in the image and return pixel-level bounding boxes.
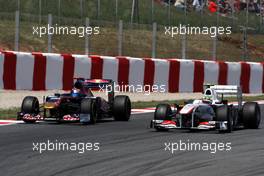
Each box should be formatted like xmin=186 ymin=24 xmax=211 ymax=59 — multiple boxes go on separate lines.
xmin=150 ymin=85 xmax=261 ymax=133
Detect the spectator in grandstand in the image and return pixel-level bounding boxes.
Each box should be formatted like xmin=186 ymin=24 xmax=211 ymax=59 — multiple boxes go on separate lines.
xmin=220 ymin=0 xmax=233 ymax=14
xmin=164 ymin=0 xmax=176 ymax=5
xmin=174 ymin=0 xmax=186 ymax=9
xmin=261 ymin=0 xmax=264 ymax=16
xmin=240 ymin=0 xmax=247 ymax=10
xmin=234 ymin=0 xmax=241 ymax=12
xmin=192 ymin=0 xmax=201 ymax=11
xmin=253 ymin=0 xmax=260 ymax=13
xmin=208 ymin=0 xmax=218 ymax=13
xmin=248 ymin=0 xmax=255 ymax=12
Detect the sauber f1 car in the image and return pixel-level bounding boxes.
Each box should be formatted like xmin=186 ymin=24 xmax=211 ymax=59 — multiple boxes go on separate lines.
xmin=150 ymin=85 xmax=261 ymax=133
xmin=17 ymin=78 xmax=131 ymax=124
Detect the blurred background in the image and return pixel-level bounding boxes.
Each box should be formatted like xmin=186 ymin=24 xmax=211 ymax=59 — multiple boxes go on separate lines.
xmin=0 ymin=0 xmax=263 ymax=61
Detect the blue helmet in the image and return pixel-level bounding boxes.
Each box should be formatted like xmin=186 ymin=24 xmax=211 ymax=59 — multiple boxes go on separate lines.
xmin=71 ymin=89 xmax=80 ymax=97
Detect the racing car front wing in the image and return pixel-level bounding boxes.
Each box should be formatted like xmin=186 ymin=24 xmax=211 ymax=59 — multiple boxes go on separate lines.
xmin=150 ymin=120 xmax=229 ymax=131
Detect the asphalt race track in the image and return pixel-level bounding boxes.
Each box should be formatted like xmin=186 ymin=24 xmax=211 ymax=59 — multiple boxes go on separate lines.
xmin=0 ymin=106 xmax=264 ymax=176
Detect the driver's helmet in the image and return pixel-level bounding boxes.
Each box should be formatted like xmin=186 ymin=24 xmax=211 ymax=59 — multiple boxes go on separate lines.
xmin=71 ymin=89 xmax=80 ymax=98
xmin=203 ymin=89 xmax=213 ymax=103
xmin=74 ymin=80 xmax=83 ymax=89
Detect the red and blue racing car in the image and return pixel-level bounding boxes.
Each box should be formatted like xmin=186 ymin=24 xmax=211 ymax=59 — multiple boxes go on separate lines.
xmin=17 ymin=78 xmax=131 ymax=124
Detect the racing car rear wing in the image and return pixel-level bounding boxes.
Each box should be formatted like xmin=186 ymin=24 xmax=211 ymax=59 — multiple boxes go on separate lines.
xmin=204 ymin=84 xmax=243 ymax=110
xmin=210 ymin=85 xmax=242 ymax=95
xmin=74 ymin=78 xmax=115 ymax=104
xmin=74 ymin=78 xmax=113 ymax=89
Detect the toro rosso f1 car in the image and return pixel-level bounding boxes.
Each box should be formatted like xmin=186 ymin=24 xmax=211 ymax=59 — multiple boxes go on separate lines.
xmin=150 ymin=85 xmax=261 ymax=133
xmin=17 ymin=78 xmax=131 ymax=124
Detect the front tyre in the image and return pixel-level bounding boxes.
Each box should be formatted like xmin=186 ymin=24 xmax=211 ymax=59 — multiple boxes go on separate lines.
xmin=21 ymin=96 xmax=39 ymax=123
xmin=21 ymin=96 xmax=39 ymax=114
xmin=154 ymin=104 xmax=172 ymax=120
xmin=242 ymin=102 xmax=261 ymax=129
xmin=216 ymin=105 xmax=233 ymax=133
xmin=80 ymin=99 xmax=97 ymax=124
xmin=154 ymin=104 xmax=172 ymax=132
xmin=113 ymin=96 xmax=131 ymax=121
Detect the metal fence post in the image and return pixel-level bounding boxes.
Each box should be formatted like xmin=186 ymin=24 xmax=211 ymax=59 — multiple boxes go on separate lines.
xmin=231 ymin=4 xmax=235 ymax=30
xmin=259 ymin=0 xmax=262 ymax=32
xmin=216 ymin=0 xmax=219 ymax=28
xmin=58 ymin=0 xmax=61 ymax=23
xmin=152 ymin=22 xmax=157 ymax=58
xmin=115 ymin=0 xmax=118 ymax=21
xmin=14 ymin=11 xmax=20 ymax=51
xmin=260 ymin=13 xmax=262 ymax=32
xmin=242 ymin=1 xmax=249 ymax=61
xmin=131 ymin=0 xmax=135 ymax=24
xmin=118 ymin=20 xmax=123 ymax=56
xmin=151 ymin=0 xmax=154 ymax=23
xmin=80 ymin=0 xmax=83 ymax=20
xmin=39 ymin=0 xmax=42 ymax=24
xmin=85 ymin=18 xmax=90 ymax=55
xmin=242 ymin=27 xmax=248 ymax=61
xmin=181 ymin=32 xmax=186 ymax=59
xmin=48 ymin=14 xmax=52 ymax=53
xmin=168 ymin=1 xmax=171 ymax=25
xmin=184 ymin=0 xmax=187 ymax=25
xmin=212 ymin=36 xmax=217 ymax=60
xmin=97 ymin=0 xmax=100 ymax=19
xmin=212 ymin=0 xmax=219 ymax=61
xmin=17 ymin=0 xmax=20 ymax=11
xmin=200 ymin=0 xmax=204 ymax=27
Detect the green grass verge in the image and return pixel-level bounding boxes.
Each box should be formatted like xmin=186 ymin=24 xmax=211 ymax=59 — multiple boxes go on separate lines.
xmin=0 ymin=107 xmax=20 ymax=120
xmin=1 ymin=95 xmax=263 ymax=120
xmin=0 ymin=19 xmax=263 ymax=61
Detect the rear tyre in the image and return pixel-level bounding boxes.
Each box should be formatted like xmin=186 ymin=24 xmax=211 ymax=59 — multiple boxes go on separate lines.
xmin=216 ymin=105 xmax=233 ymax=133
xmin=113 ymin=96 xmax=131 ymax=121
xmin=21 ymin=96 xmax=39 ymax=123
xmin=242 ymin=102 xmax=261 ymax=129
xmin=154 ymin=104 xmax=172 ymax=120
xmin=80 ymin=99 xmax=97 ymax=124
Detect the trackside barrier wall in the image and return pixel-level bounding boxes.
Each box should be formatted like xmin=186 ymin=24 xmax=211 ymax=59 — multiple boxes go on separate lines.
xmin=0 ymin=51 xmax=263 ymax=93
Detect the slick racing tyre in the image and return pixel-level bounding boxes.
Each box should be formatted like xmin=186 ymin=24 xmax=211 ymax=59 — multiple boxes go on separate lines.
xmin=113 ymin=96 xmax=131 ymax=121
xmin=242 ymin=102 xmax=261 ymax=129
xmin=154 ymin=104 xmax=172 ymax=121
xmin=216 ymin=105 xmax=233 ymax=133
xmin=81 ymin=99 xmax=97 ymax=124
xmin=22 ymin=96 xmax=39 ymax=114
xmin=21 ymin=96 xmax=39 ymax=123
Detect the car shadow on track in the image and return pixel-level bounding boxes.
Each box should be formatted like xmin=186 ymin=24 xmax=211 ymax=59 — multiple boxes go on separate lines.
xmin=18 ymin=119 xmax=117 ymax=127
xmin=149 ymin=128 xmax=230 ymax=135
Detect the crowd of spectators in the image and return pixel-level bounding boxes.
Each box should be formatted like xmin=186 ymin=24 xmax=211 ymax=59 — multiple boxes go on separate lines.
xmin=155 ymin=0 xmax=264 ymax=17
